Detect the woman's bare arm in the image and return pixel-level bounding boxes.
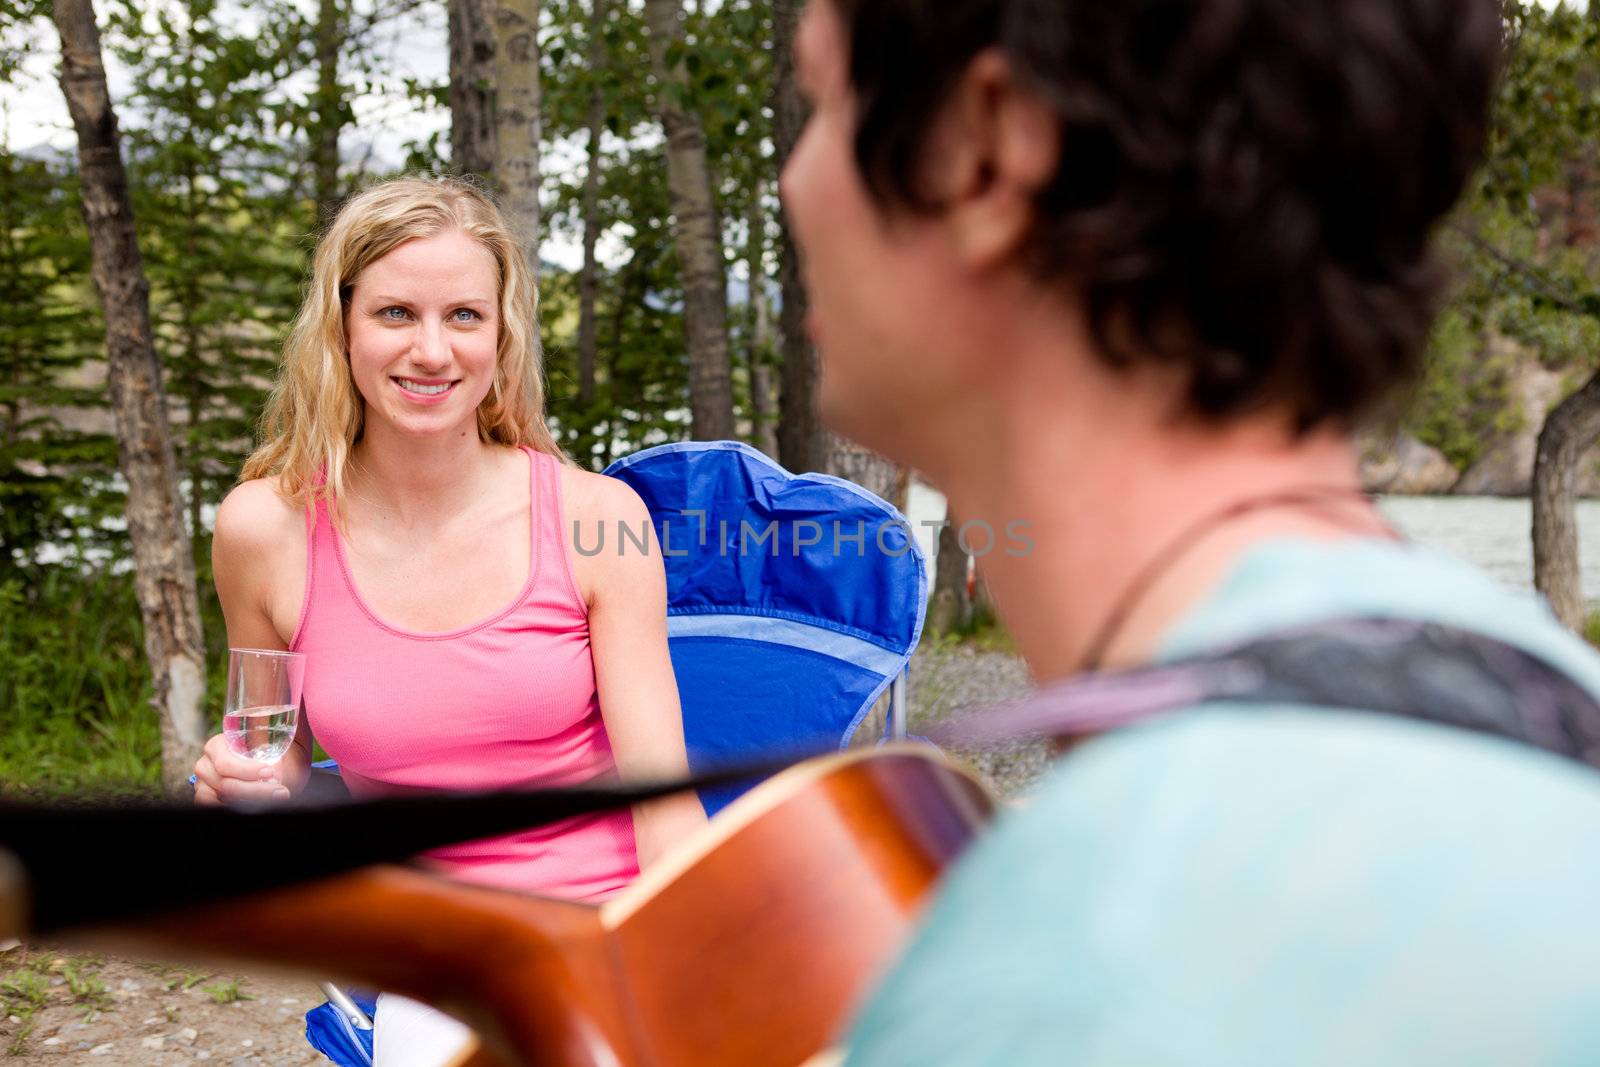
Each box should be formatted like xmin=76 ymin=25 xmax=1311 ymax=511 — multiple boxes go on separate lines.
xmin=573 ymin=472 xmax=708 ymax=869
xmin=192 ymin=479 xmax=314 ymax=805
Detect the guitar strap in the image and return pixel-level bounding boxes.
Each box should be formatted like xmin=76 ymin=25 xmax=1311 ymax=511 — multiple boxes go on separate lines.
xmin=10 ymin=618 xmax=1599 ymax=936
xmin=935 ymin=616 xmax=1600 ymax=771
xmin=0 ymin=757 xmax=797 ymax=935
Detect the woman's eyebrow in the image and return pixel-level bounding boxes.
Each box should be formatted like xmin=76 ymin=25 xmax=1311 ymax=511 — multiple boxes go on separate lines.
xmin=367 ymin=295 xmax=494 ymax=307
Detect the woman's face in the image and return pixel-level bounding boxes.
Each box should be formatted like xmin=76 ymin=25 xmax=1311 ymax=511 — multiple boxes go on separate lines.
xmin=344 ymin=228 xmax=501 ymax=442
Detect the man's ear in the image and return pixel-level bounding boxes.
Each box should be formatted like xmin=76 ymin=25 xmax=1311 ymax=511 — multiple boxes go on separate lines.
xmin=919 ymin=49 xmax=1060 ymax=270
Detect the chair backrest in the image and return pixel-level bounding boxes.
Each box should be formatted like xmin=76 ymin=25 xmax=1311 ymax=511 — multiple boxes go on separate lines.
xmin=604 ymin=441 xmax=927 ymax=815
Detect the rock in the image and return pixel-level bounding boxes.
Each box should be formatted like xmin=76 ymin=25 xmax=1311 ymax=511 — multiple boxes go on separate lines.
xmin=1360 ymin=432 xmax=1458 ymax=494
xmin=0 ymin=939 xmax=20 ymax=953
xmin=1454 ymin=354 xmax=1564 ymax=496
xmin=141 ymin=1035 xmax=165 ymax=1050
xmin=42 ymin=1037 xmax=61 ymax=1046
xmin=180 ymin=1027 xmax=200 ymax=1044
xmin=89 ymin=1043 xmax=115 ymax=1056
xmin=196 ymin=1051 xmax=213 ymax=1061
xmin=6 ymin=1015 xmax=18 ymax=1025
xmin=120 ymin=977 xmax=142 ymax=993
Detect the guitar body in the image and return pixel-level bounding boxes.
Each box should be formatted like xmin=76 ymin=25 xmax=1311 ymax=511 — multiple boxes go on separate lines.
xmin=123 ymin=746 xmax=995 ymax=1067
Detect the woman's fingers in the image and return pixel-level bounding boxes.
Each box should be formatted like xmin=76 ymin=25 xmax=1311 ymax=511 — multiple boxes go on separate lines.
xmin=216 ymin=777 xmax=294 ymax=804
xmin=193 ymin=736 xmax=292 ymax=805
xmin=202 ymin=734 xmax=277 ymax=782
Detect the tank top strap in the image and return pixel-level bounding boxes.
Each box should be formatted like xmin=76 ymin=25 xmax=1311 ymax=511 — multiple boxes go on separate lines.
xmin=290 ymin=492 xmax=339 ymax=651
xmin=525 ymin=446 xmax=585 ymax=613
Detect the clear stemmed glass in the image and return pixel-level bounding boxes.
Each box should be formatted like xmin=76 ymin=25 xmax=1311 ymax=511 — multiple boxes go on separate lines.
xmin=223 ymin=648 xmax=305 ymax=765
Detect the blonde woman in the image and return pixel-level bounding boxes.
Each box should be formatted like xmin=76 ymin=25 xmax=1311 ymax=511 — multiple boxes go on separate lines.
xmin=191 ymin=176 xmax=705 ymax=1065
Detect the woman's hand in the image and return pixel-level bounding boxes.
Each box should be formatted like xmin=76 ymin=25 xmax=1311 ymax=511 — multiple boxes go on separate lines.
xmin=192 ymin=733 xmax=309 ymax=806
xmin=632 ymin=792 xmax=711 ymax=871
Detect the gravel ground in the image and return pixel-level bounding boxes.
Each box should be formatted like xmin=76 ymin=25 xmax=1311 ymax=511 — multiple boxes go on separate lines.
xmin=0 ymin=942 xmax=324 ymax=1066
xmin=3 ymin=640 xmax=1037 ymax=1065
xmin=900 ymin=638 xmax=1047 ymax=800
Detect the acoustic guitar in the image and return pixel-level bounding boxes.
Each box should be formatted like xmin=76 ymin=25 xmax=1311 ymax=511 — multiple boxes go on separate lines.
xmin=1 ymin=746 xmax=994 ymax=1067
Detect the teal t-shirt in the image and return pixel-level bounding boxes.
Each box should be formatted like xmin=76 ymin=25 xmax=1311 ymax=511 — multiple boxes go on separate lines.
xmin=844 ymin=538 xmax=1600 ymax=1066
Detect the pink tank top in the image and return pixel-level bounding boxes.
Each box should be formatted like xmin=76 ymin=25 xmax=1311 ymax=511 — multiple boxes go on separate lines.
xmin=290 ymin=446 xmax=640 ymax=902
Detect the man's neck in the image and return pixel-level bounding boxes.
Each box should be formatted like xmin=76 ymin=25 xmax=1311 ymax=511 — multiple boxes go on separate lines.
xmin=920 ymin=311 xmax=1381 ymax=683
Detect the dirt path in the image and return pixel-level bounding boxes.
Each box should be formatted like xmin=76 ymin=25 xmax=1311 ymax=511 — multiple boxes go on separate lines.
xmin=1 ymin=942 xmax=327 ymax=1066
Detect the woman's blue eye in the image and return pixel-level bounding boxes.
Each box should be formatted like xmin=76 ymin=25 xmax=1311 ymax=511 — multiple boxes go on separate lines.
xmin=452 ymin=308 xmax=482 ymax=322
xmin=380 ymin=307 xmax=408 ymax=320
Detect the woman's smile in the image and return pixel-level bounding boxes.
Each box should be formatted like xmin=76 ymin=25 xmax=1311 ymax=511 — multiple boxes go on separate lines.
xmin=392 ymin=376 xmax=459 ymax=403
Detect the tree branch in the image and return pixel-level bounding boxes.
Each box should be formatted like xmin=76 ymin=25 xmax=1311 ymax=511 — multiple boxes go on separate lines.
xmin=1448 ymin=219 xmax=1600 ymax=318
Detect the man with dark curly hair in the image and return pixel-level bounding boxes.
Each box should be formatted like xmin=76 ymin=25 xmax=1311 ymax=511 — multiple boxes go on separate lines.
xmin=780 ymin=0 xmax=1600 ymax=1062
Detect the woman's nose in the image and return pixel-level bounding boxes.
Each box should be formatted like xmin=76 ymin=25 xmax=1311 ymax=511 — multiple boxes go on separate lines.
xmin=411 ymin=319 xmax=452 ymax=368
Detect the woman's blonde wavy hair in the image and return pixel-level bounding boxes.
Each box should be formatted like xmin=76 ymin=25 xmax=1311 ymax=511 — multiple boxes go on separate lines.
xmin=242 ymin=176 xmax=563 ymax=510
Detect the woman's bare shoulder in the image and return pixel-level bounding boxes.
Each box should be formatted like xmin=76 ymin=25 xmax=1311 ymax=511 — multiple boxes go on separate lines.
xmin=558 ymin=463 xmax=661 ymax=607
xmin=214 ymin=477 xmax=304 ymax=558
xmin=558 ymin=462 xmax=652 ymax=526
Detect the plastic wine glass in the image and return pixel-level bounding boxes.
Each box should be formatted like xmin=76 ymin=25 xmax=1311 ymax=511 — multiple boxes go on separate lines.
xmin=223 ymin=648 xmax=305 ymax=764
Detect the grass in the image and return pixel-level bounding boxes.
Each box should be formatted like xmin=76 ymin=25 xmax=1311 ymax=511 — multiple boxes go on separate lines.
xmin=139 ymin=961 xmax=214 ymax=992
xmin=0 ymin=966 xmax=50 ymax=1016
xmin=0 ymin=570 xmax=161 ymax=798
xmin=0 ymin=952 xmax=126 ymax=1055
xmin=0 ymin=561 xmax=231 ymax=800
xmin=6 ymin=1018 xmax=34 ymax=1057
xmin=0 ymin=951 xmax=115 ymax=1055
xmin=928 ymin=592 xmax=1016 ymax=655
xmin=61 ymin=957 xmax=111 ymax=1016
xmin=202 ymin=978 xmax=252 ymax=1004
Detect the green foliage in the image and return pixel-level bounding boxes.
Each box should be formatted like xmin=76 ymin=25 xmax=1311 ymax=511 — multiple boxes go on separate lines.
xmin=202 ymin=977 xmax=252 ymax=1004
xmin=0 ymin=570 xmax=161 ymax=797
xmin=1475 ymin=2 xmax=1600 ymax=212
xmin=1415 ymin=1 xmax=1600 ymax=461
xmin=0 ymin=0 xmax=1591 ymax=791
xmin=539 ymin=0 xmax=776 ymax=468
xmin=0 ymin=959 xmax=49 ymax=1055
xmin=0 ymin=149 xmax=120 ymax=575
xmin=61 ymin=956 xmax=112 ymax=1015
xmin=0 ymin=966 xmax=50 ymax=1016
xmin=1404 ymin=308 xmax=1520 ymax=470
xmin=109 ymin=0 xmax=313 ymax=525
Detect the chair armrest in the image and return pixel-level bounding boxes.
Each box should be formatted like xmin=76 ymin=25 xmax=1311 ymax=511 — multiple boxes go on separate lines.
xmin=294 ymin=765 xmax=352 ymax=806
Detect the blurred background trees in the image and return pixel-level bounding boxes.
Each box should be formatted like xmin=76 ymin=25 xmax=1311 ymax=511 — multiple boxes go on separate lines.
xmin=0 ymin=0 xmax=1597 ymax=792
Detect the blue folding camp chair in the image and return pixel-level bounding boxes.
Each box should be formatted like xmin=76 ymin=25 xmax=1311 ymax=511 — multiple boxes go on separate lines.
xmin=603 ymin=440 xmax=927 ymax=815
xmin=306 ymin=440 xmax=928 ymax=1062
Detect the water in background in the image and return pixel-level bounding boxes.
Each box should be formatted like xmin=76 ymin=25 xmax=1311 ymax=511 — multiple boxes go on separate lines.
xmin=904 ymin=484 xmax=1600 ymax=605
xmin=1378 ymin=495 xmax=1600 ymax=604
